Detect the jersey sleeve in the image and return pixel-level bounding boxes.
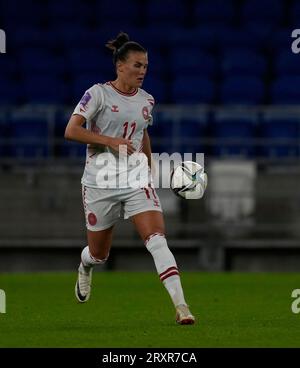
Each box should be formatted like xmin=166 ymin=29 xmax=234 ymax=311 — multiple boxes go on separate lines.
xmin=147 ymin=95 xmax=155 ymax=126
xmin=73 ymin=84 xmax=104 ymax=121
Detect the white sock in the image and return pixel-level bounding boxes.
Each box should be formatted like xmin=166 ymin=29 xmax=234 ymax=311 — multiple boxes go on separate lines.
xmin=145 ymin=233 xmax=187 ymax=307
xmin=80 ymin=246 xmax=108 ymax=273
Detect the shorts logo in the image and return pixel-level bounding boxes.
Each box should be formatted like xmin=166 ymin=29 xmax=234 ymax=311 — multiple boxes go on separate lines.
xmin=79 ymin=91 xmax=92 ymax=112
xmin=88 ymin=212 xmax=97 ymax=226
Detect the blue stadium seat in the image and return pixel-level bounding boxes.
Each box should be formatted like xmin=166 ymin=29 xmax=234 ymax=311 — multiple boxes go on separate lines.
xmin=19 ymin=48 xmax=66 ymax=75
xmin=135 ymin=26 xmax=178 ymax=49
xmin=142 ymin=77 xmax=168 ymax=105
xmin=55 ymin=108 xmax=86 ymax=158
xmin=67 ymin=47 xmax=112 ymax=74
xmin=217 ymin=26 xmax=270 ymax=51
xmin=49 ymin=24 xmax=93 ymax=47
xmin=270 ymin=76 xmax=300 ymax=104
xmin=243 ymin=22 xmax=274 ymax=45
xmin=269 ymin=28 xmax=294 ymax=52
xmin=22 ymin=75 xmax=69 ymax=104
xmin=211 ymin=110 xmax=258 ymax=157
xmin=0 ymin=55 xmax=17 ymax=75
xmin=290 ymin=2 xmax=300 ymax=28
xmin=148 ymin=111 xmax=173 ymax=153
xmin=274 ymin=50 xmax=300 ymax=76
xmin=10 ymin=27 xmax=56 ymax=49
xmin=0 ymin=77 xmax=20 ymax=105
xmin=170 ymin=48 xmax=217 ymax=77
xmin=0 ymin=111 xmax=10 ymax=158
xmin=146 ymin=48 xmax=166 ymax=77
xmin=9 ymin=110 xmax=50 ymax=159
xmin=166 ymin=26 xmax=217 ymax=51
xmin=47 ymin=0 xmax=90 ymax=25
xmin=0 ymin=0 xmax=47 ymax=27
xmin=220 ymin=76 xmax=265 ymax=105
xmin=96 ymin=0 xmax=140 ymax=26
xmin=241 ymin=0 xmax=283 ymax=26
xmin=221 ymin=48 xmax=267 ymax=77
xmin=145 ymin=0 xmax=187 ymax=27
xmin=177 ymin=111 xmax=208 ymax=155
xmin=259 ymin=112 xmax=300 ymax=158
xmin=194 ymin=0 xmax=235 ymax=25
xmin=171 ymin=76 xmax=216 ymax=104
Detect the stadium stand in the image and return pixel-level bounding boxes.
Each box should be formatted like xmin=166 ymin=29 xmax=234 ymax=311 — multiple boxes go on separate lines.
xmin=220 ymin=76 xmax=265 ymax=105
xmin=1 ymin=0 xmax=300 ymax=272
xmin=194 ymin=0 xmax=235 ymax=26
xmin=259 ymin=110 xmax=300 ymax=158
xmin=1 ymin=0 xmax=297 ymax=109
xmin=270 ymin=75 xmax=300 ymax=105
xmin=211 ymin=109 xmax=257 ymax=158
xmin=171 ymin=75 xmax=216 ymax=104
xmin=221 ymin=48 xmax=267 ymax=78
xmin=9 ymin=109 xmax=50 ymax=159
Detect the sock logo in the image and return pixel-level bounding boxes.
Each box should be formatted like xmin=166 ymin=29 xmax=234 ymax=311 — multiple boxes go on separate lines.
xmin=0 ymin=289 xmax=6 ymax=313
xmin=0 ymin=29 xmax=6 ymax=53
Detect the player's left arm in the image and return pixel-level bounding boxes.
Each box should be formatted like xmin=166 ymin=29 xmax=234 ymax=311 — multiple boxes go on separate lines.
xmin=142 ymin=128 xmax=155 ymax=175
xmin=142 ymin=95 xmax=155 ymax=175
xmin=142 ymin=128 xmax=151 ymax=168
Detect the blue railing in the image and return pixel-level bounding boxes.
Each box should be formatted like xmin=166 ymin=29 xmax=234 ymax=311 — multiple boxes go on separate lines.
xmin=0 ymin=104 xmax=300 ymax=164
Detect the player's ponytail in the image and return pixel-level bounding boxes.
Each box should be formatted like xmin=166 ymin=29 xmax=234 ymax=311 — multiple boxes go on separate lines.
xmin=106 ymin=31 xmax=146 ymax=65
xmin=106 ymin=32 xmax=129 ymax=53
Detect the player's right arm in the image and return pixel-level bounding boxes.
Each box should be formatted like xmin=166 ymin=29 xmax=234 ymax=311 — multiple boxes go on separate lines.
xmin=65 ymin=115 xmax=135 ymax=155
xmin=65 ymin=84 xmax=135 ymax=154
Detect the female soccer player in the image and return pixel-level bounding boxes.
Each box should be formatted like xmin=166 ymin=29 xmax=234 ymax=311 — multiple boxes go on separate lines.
xmin=64 ymin=32 xmax=195 ymax=325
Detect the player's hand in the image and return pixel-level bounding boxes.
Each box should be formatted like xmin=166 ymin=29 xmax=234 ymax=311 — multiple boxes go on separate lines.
xmin=107 ymin=137 xmax=136 ymax=155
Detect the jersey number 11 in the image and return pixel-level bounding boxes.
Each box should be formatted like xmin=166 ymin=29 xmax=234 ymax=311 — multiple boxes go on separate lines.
xmin=123 ymin=121 xmax=136 ymax=140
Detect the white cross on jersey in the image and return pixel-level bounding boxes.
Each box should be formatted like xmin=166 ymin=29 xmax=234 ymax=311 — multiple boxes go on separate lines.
xmin=72 ymin=82 xmax=155 ymax=188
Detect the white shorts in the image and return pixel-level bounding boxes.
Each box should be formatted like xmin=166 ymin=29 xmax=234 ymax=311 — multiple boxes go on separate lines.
xmin=82 ymin=185 xmax=162 ymax=231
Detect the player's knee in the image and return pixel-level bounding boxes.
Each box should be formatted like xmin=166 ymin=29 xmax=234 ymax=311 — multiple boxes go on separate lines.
xmin=144 ymin=232 xmax=167 ymax=251
xmin=89 ymin=250 xmax=109 ymax=264
xmin=144 ymin=233 xmax=177 ymax=271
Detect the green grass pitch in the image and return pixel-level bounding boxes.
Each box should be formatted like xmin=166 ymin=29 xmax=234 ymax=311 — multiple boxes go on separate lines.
xmin=1 ymin=272 xmax=300 ymax=347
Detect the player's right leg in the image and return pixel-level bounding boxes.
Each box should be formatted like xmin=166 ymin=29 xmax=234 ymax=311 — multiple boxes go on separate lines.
xmin=76 ymin=186 xmax=120 ymax=303
xmin=75 ymin=227 xmax=114 ymax=303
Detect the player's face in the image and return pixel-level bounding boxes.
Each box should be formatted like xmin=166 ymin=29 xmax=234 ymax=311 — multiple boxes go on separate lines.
xmin=118 ymin=51 xmax=148 ymax=88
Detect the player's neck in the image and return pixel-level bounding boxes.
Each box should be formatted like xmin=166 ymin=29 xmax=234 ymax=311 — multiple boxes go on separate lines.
xmin=111 ymin=80 xmax=136 ymax=94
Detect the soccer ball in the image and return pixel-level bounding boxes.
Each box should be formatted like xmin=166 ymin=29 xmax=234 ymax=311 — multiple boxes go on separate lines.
xmin=170 ymin=161 xmax=207 ymax=199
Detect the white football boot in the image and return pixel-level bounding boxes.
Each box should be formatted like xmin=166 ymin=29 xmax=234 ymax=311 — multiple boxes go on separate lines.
xmin=175 ymin=304 xmax=195 ymax=325
xmin=75 ymin=263 xmax=93 ymax=303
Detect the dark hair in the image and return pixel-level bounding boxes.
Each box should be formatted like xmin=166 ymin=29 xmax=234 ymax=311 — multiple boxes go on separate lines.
xmin=106 ymin=32 xmax=146 ymax=65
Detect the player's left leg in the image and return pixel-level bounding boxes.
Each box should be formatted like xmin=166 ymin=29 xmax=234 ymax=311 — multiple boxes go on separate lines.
xmin=131 ymin=211 xmax=195 ymax=324
xmin=75 ymin=226 xmax=114 ymax=303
